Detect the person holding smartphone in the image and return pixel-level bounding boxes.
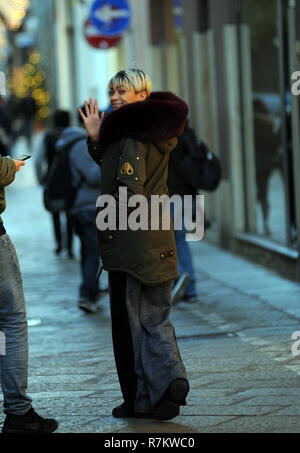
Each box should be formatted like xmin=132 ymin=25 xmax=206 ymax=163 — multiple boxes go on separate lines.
xmin=0 ymin=155 xmax=58 ymax=433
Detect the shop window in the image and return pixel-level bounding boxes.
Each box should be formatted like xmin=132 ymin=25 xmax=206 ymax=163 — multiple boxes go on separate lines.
xmin=240 ymin=0 xmax=296 ymax=246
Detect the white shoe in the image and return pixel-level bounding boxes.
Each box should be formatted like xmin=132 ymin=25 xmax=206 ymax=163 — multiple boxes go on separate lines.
xmin=78 ymin=298 xmax=99 ymax=314
xmin=171 ymin=273 xmax=190 ymax=306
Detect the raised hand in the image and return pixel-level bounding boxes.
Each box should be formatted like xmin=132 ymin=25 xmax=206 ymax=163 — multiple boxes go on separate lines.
xmin=78 ymin=98 xmax=105 ymax=143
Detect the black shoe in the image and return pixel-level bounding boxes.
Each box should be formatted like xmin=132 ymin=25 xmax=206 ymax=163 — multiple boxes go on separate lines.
xmin=2 ymin=408 xmax=58 ymax=433
xmin=54 ymin=246 xmax=62 ymax=255
xmin=154 ymin=379 xmax=189 ymax=421
xmin=112 ymin=403 xmax=154 ymax=419
xmin=78 ymin=298 xmax=99 ymax=314
xmin=182 ymin=295 xmax=199 ymax=304
xmin=171 ymin=274 xmax=190 ymax=306
xmin=90 ymin=289 xmax=107 ymax=303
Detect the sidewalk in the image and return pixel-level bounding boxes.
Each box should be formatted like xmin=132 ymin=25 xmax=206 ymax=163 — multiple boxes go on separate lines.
xmin=1 ymin=141 xmax=300 ymax=433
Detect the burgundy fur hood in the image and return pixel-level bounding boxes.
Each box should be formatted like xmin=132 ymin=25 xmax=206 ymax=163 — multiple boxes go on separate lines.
xmin=99 ymin=91 xmax=189 ymax=144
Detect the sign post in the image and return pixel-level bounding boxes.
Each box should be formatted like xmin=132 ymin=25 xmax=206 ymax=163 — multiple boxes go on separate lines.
xmin=84 ymin=20 xmax=121 ymax=49
xmin=89 ymin=0 xmax=132 ymax=37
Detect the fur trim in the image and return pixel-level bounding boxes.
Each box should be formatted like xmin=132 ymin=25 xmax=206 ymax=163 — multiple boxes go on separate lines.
xmin=100 ymin=91 xmax=189 ymax=143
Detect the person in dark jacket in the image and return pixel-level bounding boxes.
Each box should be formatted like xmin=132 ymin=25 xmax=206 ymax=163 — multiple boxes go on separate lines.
xmin=61 ymin=110 xmax=103 ymax=313
xmin=43 ymin=110 xmax=74 ymax=256
xmin=0 ymin=156 xmax=58 ymax=433
xmin=79 ymin=69 xmax=190 ymax=421
xmin=253 ymin=100 xmax=280 ymax=236
xmin=167 ymin=125 xmax=200 ymax=304
xmin=20 ymin=95 xmax=36 ymax=149
xmin=0 ymin=98 xmax=12 ymax=156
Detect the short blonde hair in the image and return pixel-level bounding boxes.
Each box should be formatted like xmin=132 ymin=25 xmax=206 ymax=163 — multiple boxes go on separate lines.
xmin=109 ymin=69 xmax=152 ymax=97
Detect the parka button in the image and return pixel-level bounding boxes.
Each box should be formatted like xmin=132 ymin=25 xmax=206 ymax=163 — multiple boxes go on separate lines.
xmin=108 ymin=235 xmax=113 ymax=240
xmin=135 ymin=177 xmax=138 ymax=180
xmin=161 ymin=254 xmax=164 ymax=258
xmin=137 ymin=157 xmax=140 ymax=160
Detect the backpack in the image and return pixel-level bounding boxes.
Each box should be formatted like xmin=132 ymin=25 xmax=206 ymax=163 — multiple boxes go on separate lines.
xmin=178 ymin=129 xmax=222 ymax=192
xmin=35 ymin=131 xmax=60 ymax=186
xmin=43 ymin=136 xmax=84 ymax=212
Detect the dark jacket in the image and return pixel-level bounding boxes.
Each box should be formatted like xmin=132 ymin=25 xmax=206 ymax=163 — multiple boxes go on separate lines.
xmin=53 ymin=127 xmax=100 ymax=215
xmin=44 ymin=127 xmax=64 ymax=172
xmin=56 ymin=127 xmax=101 ymax=215
xmin=167 ymin=127 xmax=199 ymax=198
xmin=88 ymin=91 xmax=189 ymax=286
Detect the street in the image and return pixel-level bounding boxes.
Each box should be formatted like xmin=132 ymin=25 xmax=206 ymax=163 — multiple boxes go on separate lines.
xmin=1 ymin=136 xmax=300 ymax=433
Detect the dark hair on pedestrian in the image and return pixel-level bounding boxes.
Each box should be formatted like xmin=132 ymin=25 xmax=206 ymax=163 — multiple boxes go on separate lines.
xmin=78 ymin=105 xmax=86 ymax=126
xmin=53 ymin=109 xmax=71 ymax=128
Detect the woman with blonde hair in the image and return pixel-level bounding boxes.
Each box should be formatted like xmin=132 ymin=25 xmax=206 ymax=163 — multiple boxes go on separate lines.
xmin=79 ymin=68 xmax=190 ymax=421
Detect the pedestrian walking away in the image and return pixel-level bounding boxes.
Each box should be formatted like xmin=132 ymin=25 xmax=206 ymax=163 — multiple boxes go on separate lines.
xmin=79 ymin=68 xmax=190 ymax=421
xmin=0 ymin=155 xmax=58 ymax=433
xmin=41 ymin=110 xmax=74 ymax=257
xmin=67 ymin=107 xmax=103 ymax=313
xmin=168 ymin=120 xmax=221 ymax=304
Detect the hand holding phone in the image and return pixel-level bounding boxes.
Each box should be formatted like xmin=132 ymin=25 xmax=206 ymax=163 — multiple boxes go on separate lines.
xmin=13 ymin=160 xmax=26 ymax=172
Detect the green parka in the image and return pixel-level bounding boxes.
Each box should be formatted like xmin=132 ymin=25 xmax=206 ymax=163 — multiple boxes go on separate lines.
xmin=88 ymin=91 xmax=189 ymax=286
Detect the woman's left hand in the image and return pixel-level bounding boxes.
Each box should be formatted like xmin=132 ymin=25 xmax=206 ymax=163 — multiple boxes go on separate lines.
xmin=79 ymin=98 xmax=105 ymax=143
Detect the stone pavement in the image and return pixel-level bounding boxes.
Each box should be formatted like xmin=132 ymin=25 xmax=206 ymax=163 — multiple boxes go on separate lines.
xmin=1 ymin=138 xmax=300 ymax=433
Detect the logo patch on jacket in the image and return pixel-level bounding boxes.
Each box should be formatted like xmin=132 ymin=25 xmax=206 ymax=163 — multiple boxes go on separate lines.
xmin=120 ymin=162 xmax=134 ymax=175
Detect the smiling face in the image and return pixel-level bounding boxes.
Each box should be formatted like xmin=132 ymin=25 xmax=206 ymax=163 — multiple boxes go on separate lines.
xmin=108 ymin=69 xmax=152 ymax=111
xmin=109 ymin=85 xmax=147 ymax=110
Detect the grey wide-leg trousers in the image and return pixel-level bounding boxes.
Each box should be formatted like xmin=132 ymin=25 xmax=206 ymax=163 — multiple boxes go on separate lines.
xmin=108 ymin=271 xmax=188 ymax=414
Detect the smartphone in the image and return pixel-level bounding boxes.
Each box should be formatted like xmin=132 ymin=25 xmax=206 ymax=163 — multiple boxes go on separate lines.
xmin=18 ymin=155 xmax=32 ymax=161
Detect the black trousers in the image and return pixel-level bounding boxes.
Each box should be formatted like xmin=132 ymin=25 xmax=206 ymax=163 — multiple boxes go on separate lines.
xmin=108 ymin=272 xmax=137 ymax=409
xmin=52 ymin=211 xmax=73 ymax=251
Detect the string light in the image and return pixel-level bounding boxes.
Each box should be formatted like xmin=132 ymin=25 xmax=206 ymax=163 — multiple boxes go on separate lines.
xmin=9 ymin=49 xmax=51 ymax=120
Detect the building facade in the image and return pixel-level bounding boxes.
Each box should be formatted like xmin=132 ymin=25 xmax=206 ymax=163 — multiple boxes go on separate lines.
xmin=3 ymin=0 xmax=300 ymax=280
xmin=117 ymin=0 xmax=300 ymax=280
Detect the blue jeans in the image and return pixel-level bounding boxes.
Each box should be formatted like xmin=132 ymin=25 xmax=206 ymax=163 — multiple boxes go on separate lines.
xmin=0 ymin=234 xmax=32 ymax=415
xmin=72 ymin=211 xmax=100 ymax=299
xmin=171 ymin=205 xmax=197 ymax=297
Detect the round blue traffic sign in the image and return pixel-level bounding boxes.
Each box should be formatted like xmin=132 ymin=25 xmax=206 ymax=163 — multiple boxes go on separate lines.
xmin=89 ymin=0 xmax=131 ymax=37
